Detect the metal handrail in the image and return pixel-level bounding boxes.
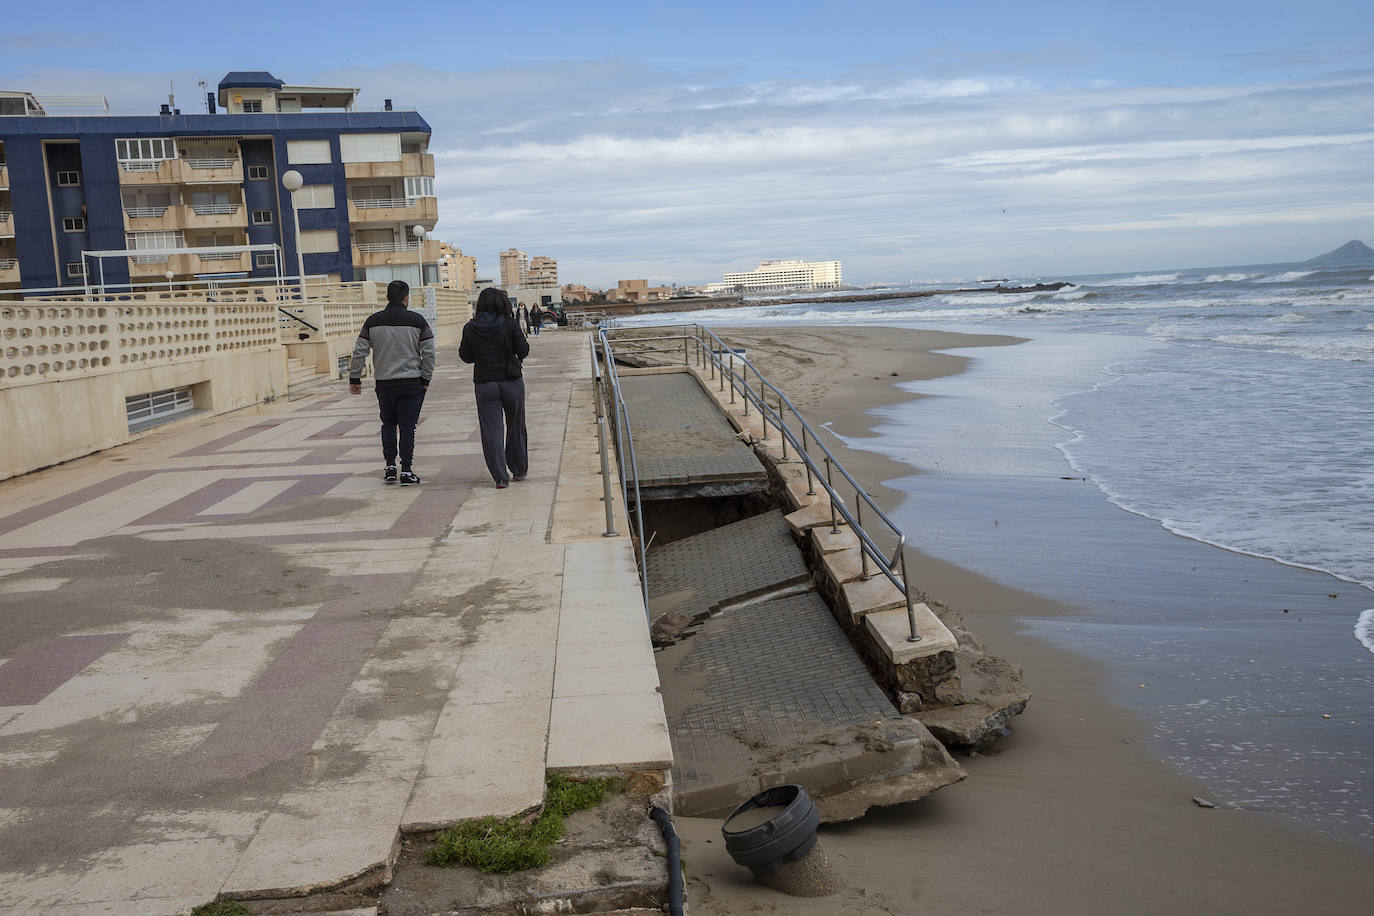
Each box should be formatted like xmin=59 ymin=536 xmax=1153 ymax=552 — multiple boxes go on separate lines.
xmin=590 ymin=328 xmax=650 ymax=612
xmin=278 ymin=307 xmax=319 ymax=332
xmin=356 ymin=240 xmax=419 ymax=253
xmin=190 ymin=203 xmax=237 ymax=215
xmin=187 ymin=158 xmax=235 ymax=169
xmin=351 ymin=197 xmax=414 ymax=209
xmin=606 ymin=323 xmax=923 ymax=642
xmin=124 ymin=206 xmax=169 ymax=218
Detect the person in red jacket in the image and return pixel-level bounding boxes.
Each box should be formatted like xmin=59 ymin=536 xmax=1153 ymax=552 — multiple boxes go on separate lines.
xmin=458 ymin=288 xmax=530 ymax=488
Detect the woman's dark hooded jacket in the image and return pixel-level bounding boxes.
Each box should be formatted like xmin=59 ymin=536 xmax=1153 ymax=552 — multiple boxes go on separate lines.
xmin=458 ymin=312 xmax=530 ymax=383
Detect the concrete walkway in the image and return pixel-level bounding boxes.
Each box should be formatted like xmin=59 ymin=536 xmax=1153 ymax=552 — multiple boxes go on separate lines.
xmin=0 ymin=332 xmax=670 ymax=915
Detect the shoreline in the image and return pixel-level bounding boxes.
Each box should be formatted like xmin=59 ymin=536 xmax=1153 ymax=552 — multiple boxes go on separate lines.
xmin=675 ymin=326 xmax=1372 ymax=914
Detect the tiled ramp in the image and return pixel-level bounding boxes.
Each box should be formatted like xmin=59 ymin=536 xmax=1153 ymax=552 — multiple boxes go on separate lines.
xmin=645 ymin=509 xmax=811 ymax=619
xmin=617 ymin=371 xmax=766 ymax=496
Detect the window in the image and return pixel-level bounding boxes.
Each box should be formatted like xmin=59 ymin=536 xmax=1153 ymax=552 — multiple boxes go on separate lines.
xmin=252 ymin=210 xmax=273 ymax=225
xmin=254 ymin=252 xmax=277 ymax=268
xmin=62 ymin=216 xmax=86 ymax=232
xmin=67 ymin=262 xmax=86 ymax=278
xmin=286 ymin=139 xmax=331 ymax=164
xmin=339 ymin=133 xmax=402 ymax=163
xmin=57 ymin=171 xmax=81 ymax=187
xmin=247 ymin=165 xmax=269 ymax=180
xmin=298 ymin=229 xmax=339 ymax=254
xmin=293 ymin=184 xmax=335 ymax=209
xmin=126 ymin=386 xmax=194 ymax=431
xmin=242 ymin=99 xmax=263 ymax=113
xmin=115 ymin=138 xmax=177 ymax=167
xmin=404 ymin=176 xmax=435 ymax=199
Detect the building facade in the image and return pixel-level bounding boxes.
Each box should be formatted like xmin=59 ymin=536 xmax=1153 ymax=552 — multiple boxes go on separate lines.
xmin=436 ymin=241 xmax=476 ymax=292
xmin=526 ymin=255 xmax=558 ymax=289
xmin=498 ymin=248 xmax=528 ymax=288
xmin=0 ymin=71 xmax=438 ymax=293
xmin=706 ymin=258 xmax=843 ymax=294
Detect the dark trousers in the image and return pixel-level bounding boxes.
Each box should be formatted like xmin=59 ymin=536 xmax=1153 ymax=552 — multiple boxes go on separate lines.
xmin=475 ymin=378 xmax=528 ymax=483
xmin=376 ymin=382 xmax=426 ymax=469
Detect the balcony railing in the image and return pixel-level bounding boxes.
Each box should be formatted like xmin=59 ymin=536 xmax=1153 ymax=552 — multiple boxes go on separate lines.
xmin=197 ymin=250 xmax=242 ymax=262
xmin=130 ymin=254 xmax=170 ymax=264
xmin=0 ymin=258 xmax=16 ymax=270
xmin=187 ymin=158 xmax=235 ymax=169
xmin=351 ymin=197 xmax=413 ymax=209
xmin=0 ymin=211 xmax=11 ymax=224
xmin=119 ymin=160 xmax=167 ymax=172
xmin=355 ymin=240 xmax=420 ymax=253
xmin=191 ymin=203 xmax=238 ymax=216
xmin=125 ymin=206 xmax=170 ymax=218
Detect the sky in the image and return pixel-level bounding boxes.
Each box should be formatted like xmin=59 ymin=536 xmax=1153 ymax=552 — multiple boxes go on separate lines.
xmin=4 ymin=1 xmax=1373 ymax=287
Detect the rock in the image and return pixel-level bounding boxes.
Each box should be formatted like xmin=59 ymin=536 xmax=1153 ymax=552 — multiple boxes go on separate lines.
xmin=1193 ymin=796 xmax=1217 ymax=809
xmin=650 ymin=612 xmax=695 ymax=646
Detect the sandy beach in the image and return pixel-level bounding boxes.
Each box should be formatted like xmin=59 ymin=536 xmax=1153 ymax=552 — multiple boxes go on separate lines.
xmin=671 ymin=326 xmax=1373 ymax=914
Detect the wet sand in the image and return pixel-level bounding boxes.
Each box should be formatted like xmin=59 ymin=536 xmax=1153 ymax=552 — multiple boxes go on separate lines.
xmin=673 ymin=326 xmax=1373 ymax=914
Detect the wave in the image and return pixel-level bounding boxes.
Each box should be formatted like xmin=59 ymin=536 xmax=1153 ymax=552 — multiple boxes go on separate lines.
xmin=1265 ymin=312 xmax=1312 ymax=325
xmin=1257 ymin=270 xmax=1316 ymax=283
xmin=1203 ymin=273 xmax=1253 ymax=283
xmin=1357 ymin=609 xmax=1374 ymax=654
xmin=1106 ymin=272 xmax=1183 ymax=287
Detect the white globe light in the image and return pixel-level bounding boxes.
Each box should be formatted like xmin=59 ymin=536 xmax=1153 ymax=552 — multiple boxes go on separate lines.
xmin=412 ymin=224 xmax=425 ymax=239
xmin=281 ymin=170 xmax=303 ymax=192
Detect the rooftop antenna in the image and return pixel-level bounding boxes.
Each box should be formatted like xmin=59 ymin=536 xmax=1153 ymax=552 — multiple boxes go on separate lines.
xmin=168 ymin=81 xmax=175 ymax=110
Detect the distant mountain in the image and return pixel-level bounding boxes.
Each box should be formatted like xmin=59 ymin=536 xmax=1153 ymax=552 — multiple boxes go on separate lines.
xmin=1306 ymin=240 xmax=1374 ymax=262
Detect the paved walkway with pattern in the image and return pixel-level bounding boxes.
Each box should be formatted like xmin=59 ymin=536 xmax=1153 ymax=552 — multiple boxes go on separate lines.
xmin=0 ymin=332 xmax=670 ymax=915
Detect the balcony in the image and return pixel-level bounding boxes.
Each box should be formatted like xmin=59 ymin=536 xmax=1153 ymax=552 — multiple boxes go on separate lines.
xmin=351 ymin=238 xmax=443 ymax=269
xmin=194 ymin=251 xmax=251 ymax=273
xmin=183 ymin=203 xmax=247 ymax=231
xmin=347 ymin=196 xmax=438 ymax=226
xmin=128 ymin=253 xmax=194 ymax=278
xmin=343 ymin=151 xmax=435 ymax=180
xmin=0 ymin=165 xmax=8 ymax=190
xmin=0 ymin=258 xmax=19 ymax=285
xmin=0 ymin=211 xmax=13 ymax=238
xmin=118 ymin=158 xmax=244 ymax=185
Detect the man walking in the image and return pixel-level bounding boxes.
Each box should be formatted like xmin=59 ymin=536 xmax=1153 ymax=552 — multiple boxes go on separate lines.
xmin=348 ymin=280 xmax=435 ymax=485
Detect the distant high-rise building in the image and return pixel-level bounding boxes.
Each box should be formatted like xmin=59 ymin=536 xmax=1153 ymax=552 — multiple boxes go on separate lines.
xmin=705 ymin=258 xmax=843 ymax=294
xmin=526 ymin=255 xmax=558 ymax=289
xmin=499 ymin=248 xmax=528 ymax=287
xmin=436 ymin=241 xmax=476 ymax=291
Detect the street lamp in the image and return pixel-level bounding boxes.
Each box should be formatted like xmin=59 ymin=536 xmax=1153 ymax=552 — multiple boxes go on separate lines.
xmin=412 ymin=224 xmax=426 ymax=290
xmin=165 ymin=269 xmax=174 ymax=293
xmin=281 ymin=169 xmax=307 ymax=297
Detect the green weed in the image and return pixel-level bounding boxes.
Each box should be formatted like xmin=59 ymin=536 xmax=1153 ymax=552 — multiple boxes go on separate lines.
xmin=426 ymin=774 xmax=621 ymax=874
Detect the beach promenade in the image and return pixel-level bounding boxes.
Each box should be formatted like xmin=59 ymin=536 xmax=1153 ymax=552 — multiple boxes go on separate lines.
xmin=0 ymin=333 xmax=672 ymax=914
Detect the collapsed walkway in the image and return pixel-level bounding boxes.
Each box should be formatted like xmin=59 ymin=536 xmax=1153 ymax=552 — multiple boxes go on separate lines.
xmin=0 ymin=334 xmax=670 ymax=915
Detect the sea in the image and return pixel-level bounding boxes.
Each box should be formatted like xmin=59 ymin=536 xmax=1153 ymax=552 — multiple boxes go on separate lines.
xmin=626 ymin=259 xmax=1374 ymax=846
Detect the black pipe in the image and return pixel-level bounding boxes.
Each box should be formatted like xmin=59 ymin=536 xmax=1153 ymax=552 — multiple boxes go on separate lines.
xmin=650 ymin=806 xmax=684 ymax=916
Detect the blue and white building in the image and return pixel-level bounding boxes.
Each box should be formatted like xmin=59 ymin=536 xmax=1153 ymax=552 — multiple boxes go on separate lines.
xmin=0 ymin=72 xmax=438 ymax=293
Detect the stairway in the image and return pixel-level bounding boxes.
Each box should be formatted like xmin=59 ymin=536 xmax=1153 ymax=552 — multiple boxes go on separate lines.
xmin=285 ymin=355 xmax=327 ymax=400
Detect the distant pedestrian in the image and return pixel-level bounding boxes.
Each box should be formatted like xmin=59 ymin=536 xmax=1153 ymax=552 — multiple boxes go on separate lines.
xmin=459 ymin=287 xmax=530 ymax=488
xmin=529 ymin=304 xmax=542 ymax=336
xmin=516 ymin=303 xmax=529 ymax=334
xmin=348 ymin=280 xmax=434 ymax=486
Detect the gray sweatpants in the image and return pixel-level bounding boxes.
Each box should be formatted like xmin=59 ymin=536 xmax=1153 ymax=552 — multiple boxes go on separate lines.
xmin=475 ymin=378 xmax=528 ymax=483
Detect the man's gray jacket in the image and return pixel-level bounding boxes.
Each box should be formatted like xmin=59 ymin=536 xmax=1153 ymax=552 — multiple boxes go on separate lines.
xmin=348 ymin=304 xmax=436 ymax=387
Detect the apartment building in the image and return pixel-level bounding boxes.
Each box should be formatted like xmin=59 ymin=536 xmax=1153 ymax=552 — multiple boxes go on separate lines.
xmin=705 ymin=258 xmax=843 ymax=294
xmin=526 ymin=255 xmax=558 ymax=289
xmin=499 ymin=248 xmax=528 ymax=288
xmin=612 ymin=279 xmax=674 ymax=303
xmin=436 ymin=241 xmax=476 ymax=292
xmin=0 ymin=72 xmax=438 ymax=292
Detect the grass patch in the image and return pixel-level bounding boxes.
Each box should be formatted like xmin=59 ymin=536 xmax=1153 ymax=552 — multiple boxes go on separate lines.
xmin=426 ymin=773 xmax=621 ymax=874
xmin=190 ymin=902 xmax=254 ymax=916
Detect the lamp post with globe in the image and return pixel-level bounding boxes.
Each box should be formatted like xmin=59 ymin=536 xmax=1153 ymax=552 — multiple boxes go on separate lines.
xmin=412 ymin=224 xmax=426 ymax=291
xmin=281 ymin=170 xmax=307 ymax=297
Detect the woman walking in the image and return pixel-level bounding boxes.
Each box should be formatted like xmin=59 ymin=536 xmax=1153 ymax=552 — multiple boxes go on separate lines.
xmin=459 ymin=288 xmax=530 ymax=488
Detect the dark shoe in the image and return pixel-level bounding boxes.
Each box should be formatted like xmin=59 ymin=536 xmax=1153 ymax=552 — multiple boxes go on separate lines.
xmin=399 ymin=470 xmax=421 ymax=486
xmin=496 ymin=480 xmax=509 ymax=489
xmin=512 ymin=473 xmax=527 ymax=482
xmin=384 ymin=465 xmax=398 ymax=484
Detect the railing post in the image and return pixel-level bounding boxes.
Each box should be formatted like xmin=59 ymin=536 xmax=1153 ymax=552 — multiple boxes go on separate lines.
xmin=741 ymin=361 xmax=749 ymax=415
xmin=728 ymin=353 xmax=735 ymax=402
xmin=826 ymin=457 xmax=840 ymax=533
xmin=780 ymin=398 xmax=789 ymax=459
xmin=803 ymin=427 xmax=815 ymax=495
xmin=597 ymin=412 xmax=618 ymax=537
xmin=857 ymin=494 xmax=870 ymax=579
xmin=901 ymin=548 xmax=922 ymax=642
